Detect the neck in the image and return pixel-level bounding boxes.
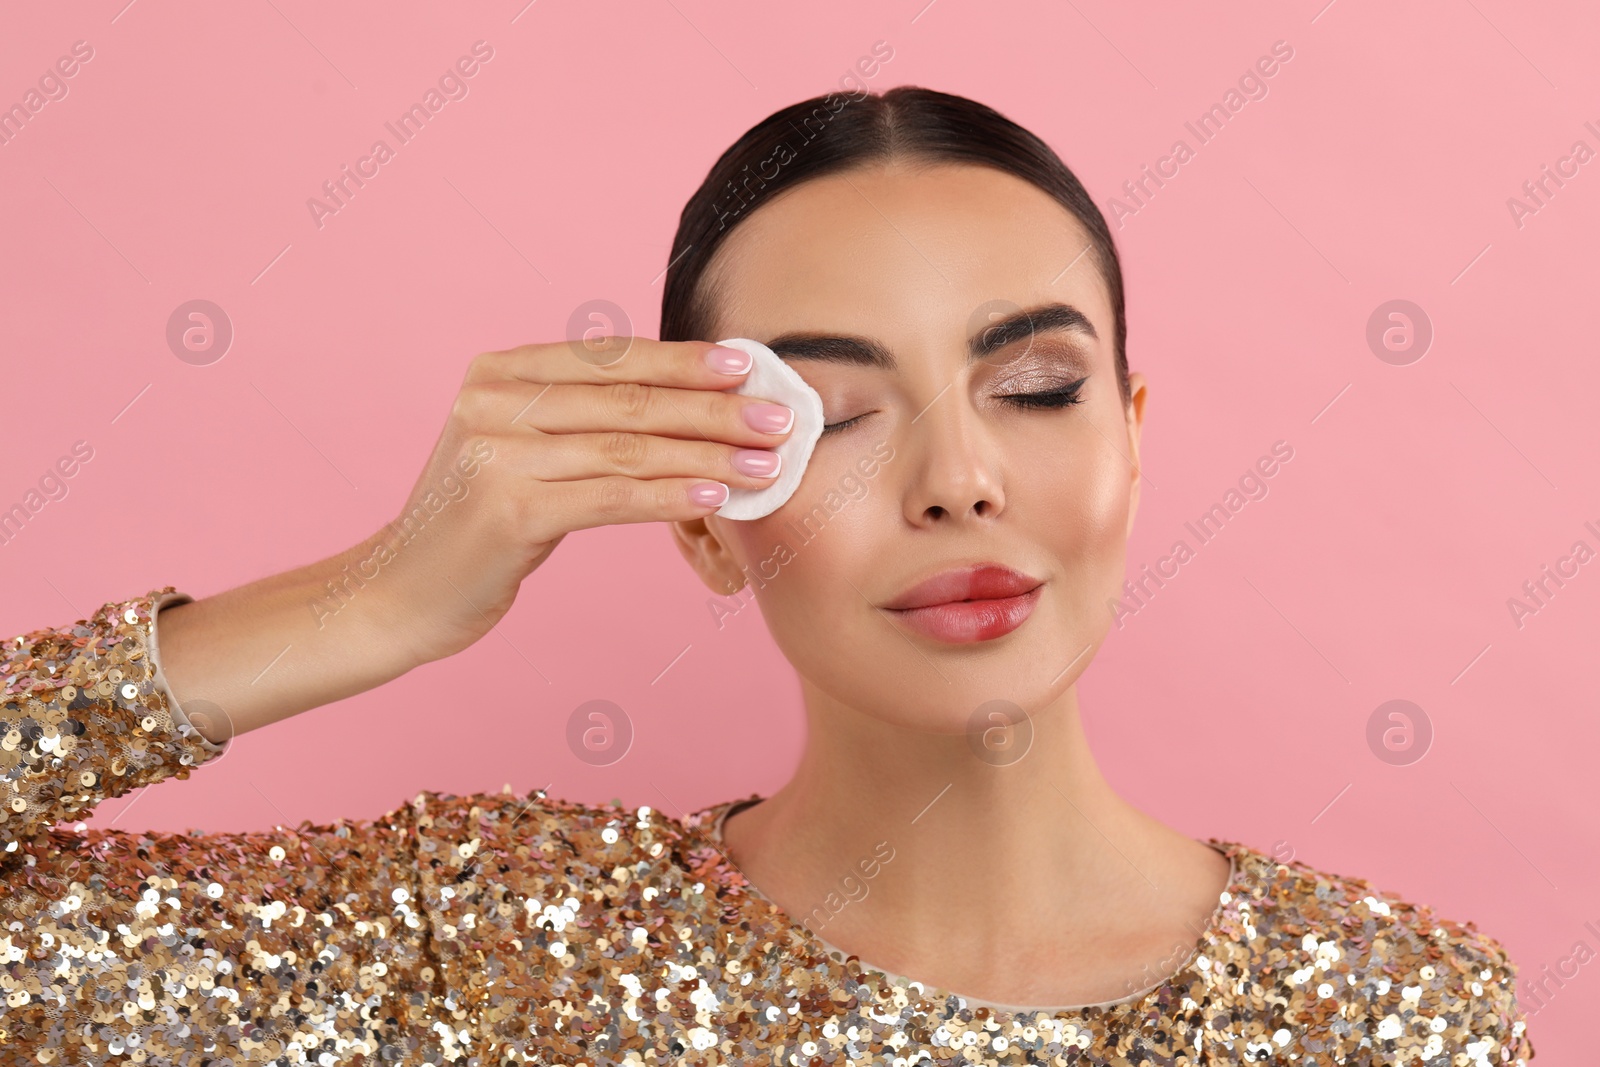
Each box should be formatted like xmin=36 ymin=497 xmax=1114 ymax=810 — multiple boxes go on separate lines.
xmin=720 ymin=678 xmax=1184 ymax=977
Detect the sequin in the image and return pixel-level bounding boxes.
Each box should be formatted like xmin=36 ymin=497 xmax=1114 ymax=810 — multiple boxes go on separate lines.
xmin=0 ymin=587 xmax=1537 ymax=1064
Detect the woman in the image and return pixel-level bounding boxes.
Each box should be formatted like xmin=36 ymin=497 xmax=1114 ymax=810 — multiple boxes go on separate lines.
xmin=1 ymin=86 xmax=1533 ymax=1064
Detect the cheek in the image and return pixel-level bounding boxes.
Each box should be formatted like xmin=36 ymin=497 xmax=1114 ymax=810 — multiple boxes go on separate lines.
xmin=1024 ymin=420 xmax=1133 ymax=589
xmin=717 ymin=519 xmax=789 ymax=583
xmin=722 ymin=436 xmax=892 ymax=582
xmin=1044 ymin=447 xmax=1127 ymax=536
xmin=715 ymin=499 xmax=858 ymax=597
xmin=716 ymin=457 xmax=888 ymax=652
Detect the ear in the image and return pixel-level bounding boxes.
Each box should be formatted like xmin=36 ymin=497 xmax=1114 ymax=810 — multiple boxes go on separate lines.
xmin=1123 ymin=371 xmax=1148 ymax=538
xmin=668 ymin=516 xmax=748 ymax=595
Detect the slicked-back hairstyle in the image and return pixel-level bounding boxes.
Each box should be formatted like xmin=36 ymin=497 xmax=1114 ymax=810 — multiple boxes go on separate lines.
xmin=659 ymin=85 xmax=1129 ymax=405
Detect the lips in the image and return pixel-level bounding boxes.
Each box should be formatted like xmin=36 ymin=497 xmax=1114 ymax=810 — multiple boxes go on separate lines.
xmin=881 ymin=564 xmax=1043 ymax=610
xmin=880 ymin=564 xmax=1045 ymax=643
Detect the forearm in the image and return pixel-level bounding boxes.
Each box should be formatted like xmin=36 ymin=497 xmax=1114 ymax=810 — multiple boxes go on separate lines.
xmin=156 ymin=528 xmax=431 ymax=740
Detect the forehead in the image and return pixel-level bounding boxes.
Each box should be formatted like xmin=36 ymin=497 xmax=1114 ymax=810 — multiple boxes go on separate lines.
xmin=700 ymin=160 xmax=1112 ymax=349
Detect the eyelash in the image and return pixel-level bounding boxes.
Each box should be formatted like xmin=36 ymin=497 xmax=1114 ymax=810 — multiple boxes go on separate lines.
xmin=819 ymin=378 xmax=1089 ymax=437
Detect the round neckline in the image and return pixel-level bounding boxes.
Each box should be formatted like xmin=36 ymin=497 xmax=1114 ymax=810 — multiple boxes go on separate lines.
xmin=700 ymin=793 xmax=1245 ymax=1016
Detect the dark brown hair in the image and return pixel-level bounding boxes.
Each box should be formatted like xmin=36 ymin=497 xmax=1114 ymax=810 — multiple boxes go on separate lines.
xmin=659 ymin=85 xmax=1129 ymax=404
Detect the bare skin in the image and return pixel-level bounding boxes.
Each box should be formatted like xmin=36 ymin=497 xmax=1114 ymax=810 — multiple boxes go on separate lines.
xmin=673 ymin=160 xmax=1231 ymax=1007
xmin=157 ymin=335 xmax=796 ymax=738
xmin=157 ymin=158 xmax=1229 ymax=1010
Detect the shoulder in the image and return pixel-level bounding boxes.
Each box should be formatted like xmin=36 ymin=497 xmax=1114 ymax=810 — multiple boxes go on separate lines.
xmin=403 ymin=788 xmax=720 ymax=889
xmin=1211 ymin=841 xmax=1535 ymax=1063
xmin=401 ymin=789 xmax=750 ymax=992
xmin=405 ymin=787 xmax=691 ymax=849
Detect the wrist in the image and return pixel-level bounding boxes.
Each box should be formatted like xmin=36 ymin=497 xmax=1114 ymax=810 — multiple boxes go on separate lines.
xmin=148 ymin=592 xmax=233 ymax=748
xmin=318 ymin=526 xmax=438 ymax=678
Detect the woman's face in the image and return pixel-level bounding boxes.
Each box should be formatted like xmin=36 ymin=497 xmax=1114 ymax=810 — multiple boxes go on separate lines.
xmin=679 ymin=160 xmax=1146 ymax=733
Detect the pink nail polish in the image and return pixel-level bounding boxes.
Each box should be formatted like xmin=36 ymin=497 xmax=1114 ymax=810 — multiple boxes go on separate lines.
xmin=704 ymin=346 xmax=752 ymax=375
xmin=732 ymin=449 xmax=782 ymax=477
xmin=743 ymin=403 xmax=795 ymax=434
xmin=689 ymin=481 xmax=730 ymax=507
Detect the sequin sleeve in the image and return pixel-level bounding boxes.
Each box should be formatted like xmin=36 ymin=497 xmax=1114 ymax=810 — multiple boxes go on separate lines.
xmin=1 ymin=587 xmax=220 ymax=844
xmin=0 ymin=588 xmax=445 ymax=1062
xmin=1460 ymin=926 xmax=1538 ymax=1064
xmin=1335 ymin=880 xmax=1539 ymax=1065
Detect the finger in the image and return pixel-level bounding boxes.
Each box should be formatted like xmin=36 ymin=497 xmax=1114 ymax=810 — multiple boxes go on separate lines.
xmin=468 ymin=338 xmax=760 ymax=393
xmin=534 ymin=475 xmax=737 ymax=536
xmin=522 ymin=430 xmax=783 ymax=487
xmin=451 ymin=378 xmax=795 ymax=450
xmin=509 ymin=380 xmax=797 ymax=448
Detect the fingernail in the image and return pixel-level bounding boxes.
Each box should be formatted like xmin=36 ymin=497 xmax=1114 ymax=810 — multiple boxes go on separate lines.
xmin=732 ymin=449 xmax=782 ymax=477
xmin=743 ymin=403 xmax=794 ymax=434
xmin=705 ymin=345 xmax=752 ymax=375
xmin=689 ymin=481 xmax=730 ymax=507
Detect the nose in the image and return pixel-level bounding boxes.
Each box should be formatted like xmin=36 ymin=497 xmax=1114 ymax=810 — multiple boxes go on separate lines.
xmin=899 ymin=390 xmax=1006 ymax=526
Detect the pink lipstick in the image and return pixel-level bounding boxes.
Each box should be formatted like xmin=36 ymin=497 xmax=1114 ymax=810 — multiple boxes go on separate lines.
xmin=881 ymin=564 xmax=1043 ymax=643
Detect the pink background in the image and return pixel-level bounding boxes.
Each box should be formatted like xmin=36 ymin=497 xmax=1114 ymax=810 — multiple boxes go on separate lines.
xmin=2 ymin=0 xmax=1596 ymax=1053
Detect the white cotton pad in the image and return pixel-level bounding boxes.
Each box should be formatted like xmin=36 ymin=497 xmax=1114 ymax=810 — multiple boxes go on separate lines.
xmin=712 ymin=337 xmax=825 ymax=520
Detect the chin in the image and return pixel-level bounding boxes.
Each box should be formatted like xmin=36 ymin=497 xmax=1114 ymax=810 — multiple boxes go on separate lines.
xmin=775 ymin=585 xmax=1098 ymax=730
xmin=810 ymin=629 xmax=1070 ymax=737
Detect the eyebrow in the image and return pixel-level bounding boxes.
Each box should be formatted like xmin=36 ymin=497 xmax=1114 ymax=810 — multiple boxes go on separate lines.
xmin=762 ymin=301 xmax=1099 ymax=369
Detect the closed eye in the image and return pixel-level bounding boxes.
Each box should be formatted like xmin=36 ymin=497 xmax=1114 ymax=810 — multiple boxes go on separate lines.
xmin=996 ymin=377 xmax=1089 ymax=410
xmin=819 ymin=377 xmax=1089 ymax=438
xmin=819 ymin=413 xmax=869 ymax=438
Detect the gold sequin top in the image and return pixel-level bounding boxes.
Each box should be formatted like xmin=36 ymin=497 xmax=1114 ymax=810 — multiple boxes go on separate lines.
xmin=0 ymin=587 xmax=1535 ymax=1065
